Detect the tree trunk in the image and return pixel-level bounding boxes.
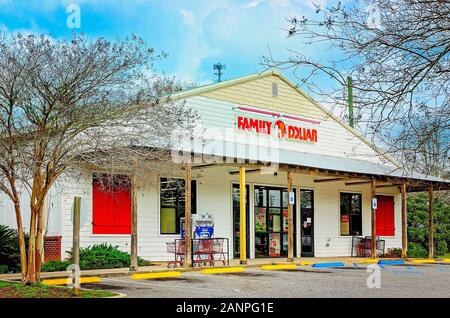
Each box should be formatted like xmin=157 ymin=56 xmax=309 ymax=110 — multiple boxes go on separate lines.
xmin=35 ymin=202 xmax=44 ymax=282
xmin=26 ymin=207 xmax=37 ymax=284
xmin=130 ymin=172 xmax=138 ymax=271
xmin=13 ymin=201 xmax=27 ymax=285
xmin=39 ymin=195 xmax=50 ymax=265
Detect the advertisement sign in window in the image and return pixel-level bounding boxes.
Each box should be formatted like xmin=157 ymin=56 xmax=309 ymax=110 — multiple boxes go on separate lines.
xmin=269 ymin=233 xmax=281 ymax=257
xmin=283 ymin=209 xmax=289 ymax=232
xmin=255 ymin=208 xmax=266 ymax=232
xmin=341 ymin=214 xmax=350 ymax=236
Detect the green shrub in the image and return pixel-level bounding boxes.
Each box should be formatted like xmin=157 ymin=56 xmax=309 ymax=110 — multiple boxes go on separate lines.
xmin=0 ymin=225 xmax=21 ymax=273
xmin=384 ymin=248 xmax=402 ymax=258
xmin=407 ymin=193 xmax=449 ymax=257
xmin=67 ymin=243 xmax=150 ymax=270
xmin=0 ymin=264 xmax=8 ymax=274
xmin=41 ymin=260 xmax=72 ymax=272
xmin=407 ymin=242 xmax=428 ymax=258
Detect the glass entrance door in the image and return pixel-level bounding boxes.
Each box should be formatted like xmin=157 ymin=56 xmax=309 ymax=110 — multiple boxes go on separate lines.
xmin=300 ymin=189 xmax=314 ymax=257
xmin=254 ymin=186 xmax=296 ymax=258
xmin=232 ymin=184 xmax=250 ymax=259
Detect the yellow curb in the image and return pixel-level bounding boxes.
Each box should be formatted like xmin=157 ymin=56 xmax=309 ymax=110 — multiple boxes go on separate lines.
xmin=132 ymin=271 xmax=181 ymax=280
xmin=42 ymin=278 xmax=71 ymax=285
xmin=201 ymin=267 xmax=244 ymax=274
xmin=411 ymin=259 xmax=436 ymax=264
xmin=79 ymin=277 xmax=102 ymax=284
xmin=260 ymin=264 xmax=297 ymax=270
xmin=443 ymin=259 xmax=450 ymax=263
xmin=299 ymin=262 xmax=314 ymax=266
xmin=356 ymin=259 xmax=378 ymax=264
xmin=42 ymin=276 xmax=101 ymax=285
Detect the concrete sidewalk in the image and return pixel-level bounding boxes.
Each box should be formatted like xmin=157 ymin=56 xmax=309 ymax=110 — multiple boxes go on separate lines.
xmin=1 ymin=257 xmax=447 ymax=281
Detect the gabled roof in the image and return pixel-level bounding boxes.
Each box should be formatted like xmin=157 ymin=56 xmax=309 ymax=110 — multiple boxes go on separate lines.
xmin=171 ymin=69 xmax=400 ymax=168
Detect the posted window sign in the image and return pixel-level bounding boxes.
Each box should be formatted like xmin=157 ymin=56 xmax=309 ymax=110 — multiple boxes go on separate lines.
xmin=289 ymin=191 xmax=295 ymax=205
xmin=372 ymin=197 xmax=377 ymax=210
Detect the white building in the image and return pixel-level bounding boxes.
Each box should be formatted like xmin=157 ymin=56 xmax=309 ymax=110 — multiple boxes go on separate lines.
xmin=1 ymin=70 xmax=448 ymax=263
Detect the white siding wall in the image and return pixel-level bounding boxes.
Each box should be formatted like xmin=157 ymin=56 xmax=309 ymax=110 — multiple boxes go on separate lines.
xmin=0 ymin=186 xmax=61 ymax=236
xmin=59 ymin=167 xmax=402 ymax=261
xmin=184 ymin=96 xmax=393 ymax=166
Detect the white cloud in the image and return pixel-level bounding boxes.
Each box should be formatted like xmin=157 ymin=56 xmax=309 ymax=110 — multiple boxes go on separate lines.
xmin=180 ymin=9 xmax=196 ymax=26
xmin=245 ymin=0 xmax=262 ymax=9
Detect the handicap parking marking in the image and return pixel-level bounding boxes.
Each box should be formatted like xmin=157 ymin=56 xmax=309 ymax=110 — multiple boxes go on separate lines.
xmin=434 ymin=266 xmax=449 ymax=272
xmin=102 ymin=277 xmax=224 ymax=293
xmin=378 ymin=265 xmax=426 ymax=276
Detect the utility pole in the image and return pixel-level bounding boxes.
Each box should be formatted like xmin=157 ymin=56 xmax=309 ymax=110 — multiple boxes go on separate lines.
xmin=213 ymin=63 xmax=226 ymax=82
xmin=72 ymin=197 xmax=81 ymax=296
xmin=347 ymin=76 xmax=354 ymax=128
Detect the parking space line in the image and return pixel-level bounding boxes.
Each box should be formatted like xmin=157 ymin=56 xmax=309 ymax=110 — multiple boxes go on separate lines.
xmin=201 ymin=267 xmax=244 ymax=274
xmin=103 ymin=277 xmax=224 ymax=292
xmin=260 ymin=264 xmax=297 ymax=270
xmin=132 ymin=271 xmax=181 ymax=280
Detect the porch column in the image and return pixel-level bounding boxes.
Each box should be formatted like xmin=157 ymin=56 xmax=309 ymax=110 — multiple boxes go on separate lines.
xmin=401 ymin=183 xmax=407 ymax=259
xmin=239 ymin=167 xmax=247 ymax=265
xmin=130 ymin=172 xmax=138 ymax=271
xmin=184 ymin=162 xmax=192 ymax=267
xmin=287 ymin=171 xmax=294 ymax=262
xmin=371 ymin=179 xmax=377 ymax=259
xmin=428 ymin=186 xmax=434 ymax=259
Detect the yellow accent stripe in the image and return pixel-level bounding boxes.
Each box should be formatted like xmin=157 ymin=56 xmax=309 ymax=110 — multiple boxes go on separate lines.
xmin=260 ymin=264 xmax=297 ymax=270
xmin=299 ymin=261 xmax=314 ymax=266
xmin=132 ymin=271 xmax=181 ymax=280
xmin=411 ymin=259 xmax=436 ymax=264
xmin=42 ymin=277 xmax=101 ymax=285
xmin=80 ymin=277 xmax=101 ymax=283
xmin=201 ymin=267 xmax=244 ymax=274
xmin=356 ymin=259 xmax=379 ymax=264
xmin=42 ymin=278 xmax=71 ymax=285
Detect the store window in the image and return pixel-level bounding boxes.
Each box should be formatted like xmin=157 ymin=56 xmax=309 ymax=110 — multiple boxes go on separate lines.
xmin=254 ymin=185 xmax=295 ymax=258
xmin=92 ymin=174 xmax=131 ymax=235
xmin=160 ymin=178 xmax=196 ymax=234
xmin=340 ymin=193 xmax=362 ymax=236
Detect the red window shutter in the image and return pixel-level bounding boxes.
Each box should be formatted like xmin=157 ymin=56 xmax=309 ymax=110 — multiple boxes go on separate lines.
xmin=93 ymin=182 xmax=115 ymax=234
xmin=92 ymin=177 xmax=131 ymax=235
xmin=114 ymin=187 xmax=131 ymax=234
xmin=384 ymin=197 xmax=395 ymax=236
xmin=376 ymin=197 xmax=385 ymax=236
xmin=376 ymin=196 xmax=395 ymax=236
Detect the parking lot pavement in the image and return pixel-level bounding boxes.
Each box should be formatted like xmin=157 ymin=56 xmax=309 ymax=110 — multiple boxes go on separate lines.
xmin=82 ymin=264 xmax=450 ymax=298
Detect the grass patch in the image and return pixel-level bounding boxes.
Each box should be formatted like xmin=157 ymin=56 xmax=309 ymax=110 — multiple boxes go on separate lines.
xmin=0 ymin=280 xmax=117 ymax=298
xmin=439 ymin=253 xmax=450 ymax=259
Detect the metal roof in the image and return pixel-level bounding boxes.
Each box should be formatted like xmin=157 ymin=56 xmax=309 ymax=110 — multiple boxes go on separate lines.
xmin=166 ymin=70 xmax=449 ymax=190
xmin=188 ymin=140 xmax=450 ymax=188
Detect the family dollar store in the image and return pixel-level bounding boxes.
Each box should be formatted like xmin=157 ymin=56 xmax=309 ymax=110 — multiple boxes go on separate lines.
xmin=1 ymin=69 xmax=448 ymax=264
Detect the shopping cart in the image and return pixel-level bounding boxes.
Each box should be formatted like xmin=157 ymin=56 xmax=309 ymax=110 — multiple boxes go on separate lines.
xmin=166 ymin=239 xmax=185 ymax=268
xmin=351 ymin=236 xmax=385 ymax=257
xmin=192 ymin=239 xmax=215 ymax=266
xmin=212 ymin=238 xmax=228 ymax=265
xmin=167 ymin=238 xmax=230 ymax=267
xmin=192 ymin=238 xmax=229 ymax=267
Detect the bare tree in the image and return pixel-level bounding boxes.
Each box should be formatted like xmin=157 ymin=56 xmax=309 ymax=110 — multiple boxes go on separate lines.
xmin=0 ymin=32 xmax=196 ymax=283
xmin=0 ymin=37 xmax=28 ymax=282
xmin=265 ymin=0 xmax=449 ymax=176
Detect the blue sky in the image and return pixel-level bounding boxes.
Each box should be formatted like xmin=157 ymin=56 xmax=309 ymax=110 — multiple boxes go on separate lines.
xmin=0 ymin=0 xmax=334 ymax=87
